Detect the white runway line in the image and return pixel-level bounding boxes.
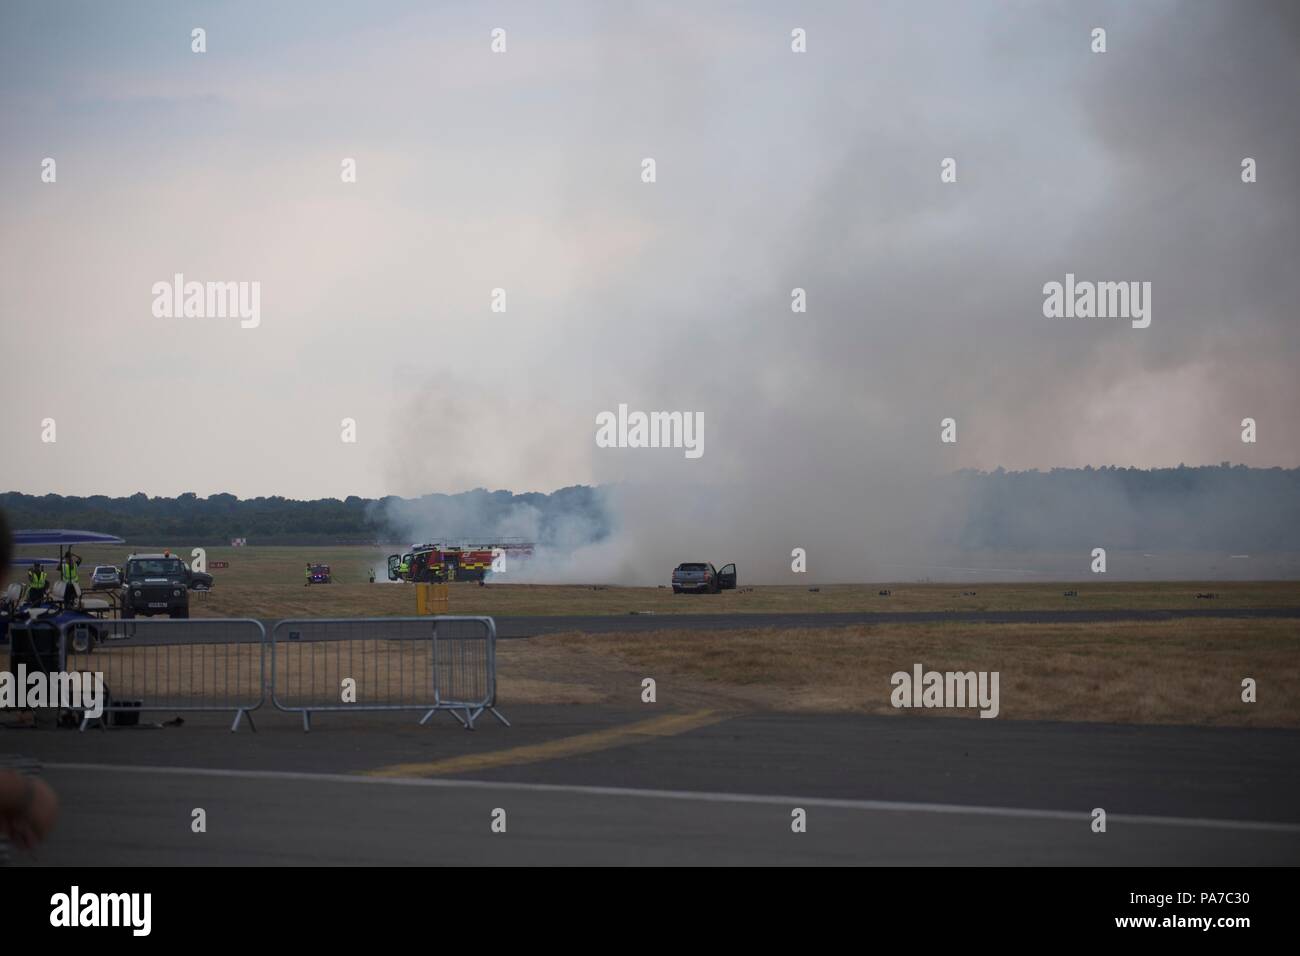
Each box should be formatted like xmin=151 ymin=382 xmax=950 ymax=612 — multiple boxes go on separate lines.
xmin=44 ymin=761 xmax=1300 ymax=834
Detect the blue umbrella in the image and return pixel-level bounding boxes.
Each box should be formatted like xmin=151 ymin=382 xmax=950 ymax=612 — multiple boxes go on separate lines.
xmin=13 ymin=530 xmax=124 ymax=546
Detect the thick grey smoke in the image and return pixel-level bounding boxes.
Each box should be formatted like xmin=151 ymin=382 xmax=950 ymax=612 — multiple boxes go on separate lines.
xmin=375 ymin=466 xmax=1300 ymax=584
xmin=1 ymin=2 xmax=1294 ymax=531
xmin=1 ymin=2 xmax=1294 ymax=528
xmin=376 ymin=2 xmax=1299 ymax=584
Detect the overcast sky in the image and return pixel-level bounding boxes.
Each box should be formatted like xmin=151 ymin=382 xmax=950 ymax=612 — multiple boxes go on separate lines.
xmin=1 ymin=0 xmax=1296 ymax=501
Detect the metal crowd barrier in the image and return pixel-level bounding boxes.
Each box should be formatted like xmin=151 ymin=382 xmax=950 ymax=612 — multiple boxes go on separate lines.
xmin=270 ymin=616 xmax=507 ymax=731
xmin=59 ymin=618 xmax=266 ymax=732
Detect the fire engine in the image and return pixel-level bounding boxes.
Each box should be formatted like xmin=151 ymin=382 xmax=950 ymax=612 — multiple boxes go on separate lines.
xmin=386 ymin=539 xmax=535 ymax=583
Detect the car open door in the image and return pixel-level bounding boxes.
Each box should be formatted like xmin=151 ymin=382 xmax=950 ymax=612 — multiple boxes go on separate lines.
xmin=387 ymin=554 xmax=401 ymax=581
xmin=718 ymin=563 xmax=737 ymax=590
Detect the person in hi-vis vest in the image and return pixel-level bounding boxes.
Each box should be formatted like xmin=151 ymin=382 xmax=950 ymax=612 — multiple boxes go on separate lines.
xmin=26 ymin=564 xmax=48 ymax=605
xmin=59 ymin=552 xmax=80 ymax=607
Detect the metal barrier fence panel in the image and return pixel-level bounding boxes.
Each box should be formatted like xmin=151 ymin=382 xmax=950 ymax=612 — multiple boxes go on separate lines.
xmin=270 ymin=616 xmax=506 ymax=731
xmin=58 ymin=617 xmax=266 ymax=732
xmin=433 ymin=617 xmax=491 ymax=708
xmin=11 ymin=615 xmax=505 ymax=735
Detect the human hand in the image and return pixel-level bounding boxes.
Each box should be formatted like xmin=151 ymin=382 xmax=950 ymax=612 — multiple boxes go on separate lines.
xmin=0 ymin=773 xmax=59 ymax=850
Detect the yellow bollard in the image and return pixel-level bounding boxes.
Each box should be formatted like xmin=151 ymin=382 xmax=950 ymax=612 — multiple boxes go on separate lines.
xmin=416 ymin=582 xmax=449 ymax=614
xmin=430 ymin=583 xmax=449 ymax=613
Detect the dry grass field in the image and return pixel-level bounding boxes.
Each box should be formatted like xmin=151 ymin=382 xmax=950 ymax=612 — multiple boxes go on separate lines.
xmin=6 ymin=546 xmax=1297 ymax=728
xmin=498 ymin=619 xmax=1300 ymax=727
xmin=17 ymin=544 xmax=1300 ymax=619
xmin=7 ymin=617 xmax=1294 ymax=727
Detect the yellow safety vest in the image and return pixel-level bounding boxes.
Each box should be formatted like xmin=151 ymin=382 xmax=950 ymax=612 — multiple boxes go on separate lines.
xmin=28 ymin=570 xmax=48 ymax=588
xmin=61 ymin=561 xmax=78 ymax=583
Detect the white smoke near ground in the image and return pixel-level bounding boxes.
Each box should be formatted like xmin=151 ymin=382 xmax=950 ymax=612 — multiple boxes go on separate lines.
xmin=372 ymin=467 xmax=1300 ymax=585
xmin=371 ymin=470 xmax=959 ymax=586
xmin=366 ymin=553 xmax=402 ymax=584
xmin=370 ymin=486 xmax=627 ymax=583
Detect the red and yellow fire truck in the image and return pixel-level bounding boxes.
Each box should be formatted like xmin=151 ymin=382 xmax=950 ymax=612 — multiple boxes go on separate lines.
xmin=386 ymin=540 xmax=535 ymax=583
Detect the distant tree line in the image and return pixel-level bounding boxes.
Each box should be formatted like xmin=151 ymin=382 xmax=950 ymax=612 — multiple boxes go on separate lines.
xmin=2 ymin=466 xmax=1295 ymax=550
xmin=0 ymin=486 xmax=610 ymax=547
xmin=944 ymin=464 xmax=1300 ymax=552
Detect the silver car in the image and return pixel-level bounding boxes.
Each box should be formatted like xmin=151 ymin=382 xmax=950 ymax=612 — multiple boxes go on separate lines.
xmin=90 ymin=565 xmax=122 ymax=590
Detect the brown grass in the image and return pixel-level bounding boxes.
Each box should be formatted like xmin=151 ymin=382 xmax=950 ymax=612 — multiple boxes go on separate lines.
xmin=165 ymin=578 xmax=1300 ymax=619
xmin=500 ymin=618 xmax=1300 ymax=727
xmin=13 ymin=545 xmax=1300 ymax=620
xmin=7 ymin=543 xmax=1298 ymax=729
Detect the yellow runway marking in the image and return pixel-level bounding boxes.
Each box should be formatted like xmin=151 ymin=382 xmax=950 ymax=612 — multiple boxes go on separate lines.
xmin=366 ymin=709 xmax=728 ymax=779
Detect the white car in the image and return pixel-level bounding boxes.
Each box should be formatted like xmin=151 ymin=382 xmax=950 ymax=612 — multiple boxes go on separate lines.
xmin=90 ymin=565 xmax=122 ymax=590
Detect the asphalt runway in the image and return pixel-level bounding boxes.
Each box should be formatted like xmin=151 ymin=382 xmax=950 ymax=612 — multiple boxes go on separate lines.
xmin=241 ymin=606 xmax=1300 ymax=638
xmin=490 ymin=606 xmax=1300 ymax=637
xmin=10 ymin=706 xmax=1300 ymax=865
